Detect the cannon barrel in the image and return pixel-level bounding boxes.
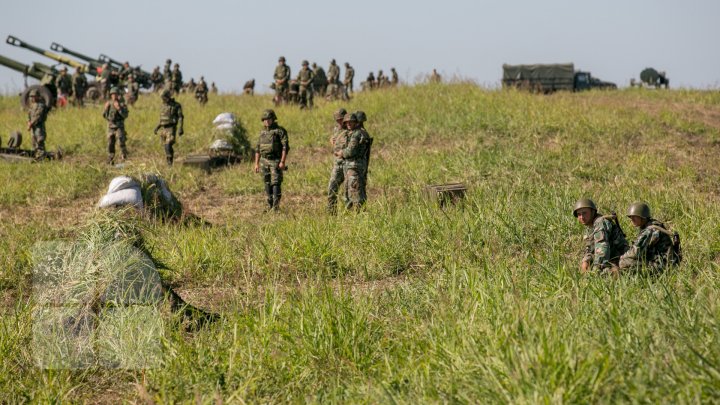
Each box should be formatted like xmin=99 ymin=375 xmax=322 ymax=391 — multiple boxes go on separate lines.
xmin=0 ymin=54 xmax=56 ymax=81
xmin=6 ymin=35 xmax=95 ymax=74
xmin=49 ymin=42 xmax=106 ymax=71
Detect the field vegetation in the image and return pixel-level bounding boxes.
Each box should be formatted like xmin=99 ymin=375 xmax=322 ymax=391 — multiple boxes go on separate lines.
xmin=1 ymin=83 xmax=720 ymax=403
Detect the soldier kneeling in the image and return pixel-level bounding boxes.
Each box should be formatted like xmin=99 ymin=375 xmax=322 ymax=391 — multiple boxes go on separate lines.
xmin=573 ymin=198 xmax=629 ymax=274
xmin=619 ymin=202 xmax=681 ymax=274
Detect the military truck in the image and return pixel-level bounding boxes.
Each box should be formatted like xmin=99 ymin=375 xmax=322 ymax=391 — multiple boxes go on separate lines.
xmin=0 ymin=54 xmax=57 ymax=108
xmin=502 ymin=63 xmax=616 ymax=93
xmin=631 ymin=68 xmax=669 ymax=89
xmin=6 ymin=35 xmax=101 ymax=101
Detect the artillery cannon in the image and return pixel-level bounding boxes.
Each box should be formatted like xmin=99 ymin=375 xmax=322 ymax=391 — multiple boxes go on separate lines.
xmin=631 ymin=68 xmax=669 ymax=89
xmin=49 ymin=42 xmax=106 ymax=72
xmin=6 ymin=35 xmax=101 ymax=101
xmin=98 ymin=54 xmax=153 ymax=89
xmin=0 ymin=54 xmax=56 ymax=108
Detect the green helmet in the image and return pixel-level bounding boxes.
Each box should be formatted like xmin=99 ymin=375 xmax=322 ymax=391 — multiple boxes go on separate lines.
xmin=343 ymin=113 xmax=358 ymax=123
xmin=627 ymin=202 xmax=651 ymax=219
xmin=261 ymin=109 xmax=277 ymax=121
xmin=354 ymin=111 xmax=367 ymax=123
xmin=109 ymin=86 xmax=120 ymax=95
xmin=333 ymin=108 xmax=347 ymax=120
xmin=161 ymin=89 xmax=172 ymax=99
xmin=572 ymin=198 xmax=597 ymax=217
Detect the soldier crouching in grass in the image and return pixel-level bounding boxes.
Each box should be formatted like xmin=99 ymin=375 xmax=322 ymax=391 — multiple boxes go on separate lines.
xmin=573 ymin=198 xmax=628 ymax=275
xmin=254 ymin=109 xmax=289 ymax=211
xmin=619 ymin=202 xmax=681 ymax=274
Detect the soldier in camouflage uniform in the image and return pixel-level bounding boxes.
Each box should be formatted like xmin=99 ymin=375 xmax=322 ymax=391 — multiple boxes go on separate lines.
xmin=327 ymin=59 xmax=340 ymax=85
xmin=55 ymin=67 xmax=73 ymax=102
xmin=335 ymin=113 xmax=371 ymax=209
xmin=150 ymin=66 xmax=163 ymax=92
xmin=344 ymin=62 xmax=354 ymax=95
xmin=254 ymin=109 xmax=289 ymax=211
xmin=296 ymin=60 xmax=315 ymax=109
xmin=365 ymin=72 xmax=376 ymax=91
xmin=26 ymin=89 xmax=50 ymax=157
xmin=171 ymin=64 xmax=183 ymax=94
xmin=312 ymin=62 xmax=327 ymax=97
xmin=125 ymin=75 xmax=140 ymax=106
xmin=195 ymin=76 xmax=208 ymax=105
xmin=390 ymin=67 xmax=399 ymax=86
xmin=153 ymin=89 xmax=184 ymax=166
xmin=72 ymin=66 xmax=87 ymax=107
xmin=619 ymin=202 xmax=678 ymax=274
xmin=273 ymin=56 xmax=291 ymax=104
xmin=327 ymin=108 xmax=348 ymax=214
xmin=243 ymin=79 xmax=255 ymax=95
xmin=102 ymin=87 xmax=129 ymax=164
xmin=573 ymin=198 xmax=628 ymax=274
xmin=354 ymin=111 xmax=372 ymax=203
xmin=163 ymin=59 xmax=172 ymax=84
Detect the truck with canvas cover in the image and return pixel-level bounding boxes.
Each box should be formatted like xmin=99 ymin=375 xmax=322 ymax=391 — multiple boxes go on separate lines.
xmin=502 ymin=63 xmax=616 ymax=93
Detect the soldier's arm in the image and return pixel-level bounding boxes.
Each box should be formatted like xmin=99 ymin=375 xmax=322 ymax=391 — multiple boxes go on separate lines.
xmin=342 ymin=132 xmax=360 ymax=159
xmin=619 ymin=230 xmax=652 ymax=266
xmin=177 ymin=104 xmax=184 ymax=135
xmin=590 ymin=223 xmax=613 ymax=270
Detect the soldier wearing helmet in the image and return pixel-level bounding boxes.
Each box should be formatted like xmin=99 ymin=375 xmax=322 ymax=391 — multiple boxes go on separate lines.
xmin=26 ymin=88 xmax=50 ymax=157
xmin=327 ymin=59 xmax=340 ymax=91
xmin=335 ymin=113 xmax=371 ymax=209
xmin=72 ymin=66 xmax=88 ymax=107
xmin=102 ymin=86 xmax=130 ymax=164
xmin=327 ymin=108 xmax=348 ymax=213
xmin=254 ymin=109 xmax=289 ymax=211
xmin=353 ymin=111 xmax=373 ymax=202
xmin=296 ymin=60 xmax=315 ymax=109
xmin=163 ymin=59 xmax=172 ymax=84
xmin=273 ymin=56 xmax=291 ymax=105
xmin=195 ymin=76 xmax=208 ymax=105
xmin=171 ymin=63 xmax=183 ymax=94
xmin=619 ymin=202 xmax=678 ymax=273
xmin=573 ymin=198 xmax=628 ymax=274
xmin=55 ymin=67 xmax=73 ymax=101
xmin=154 ymin=89 xmax=184 ymax=165
xmin=343 ymin=62 xmax=354 ymax=96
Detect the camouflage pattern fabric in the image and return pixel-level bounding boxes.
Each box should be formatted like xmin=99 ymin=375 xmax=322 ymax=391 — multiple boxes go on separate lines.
xmin=582 ymin=213 xmax=628 ymax=271
xmin=103 ymin=99 xmax=129 ymax=161
xmin=327 ymin=62 xmax=340 ymax=83
xmin=344 ymin=65 xmax=354 ymax=89
xmin=619 ymin=219 xmax=675 ymax=273
xmin=27 ymin=100 xmax=49 ymax=153
xmin=341 ymin=129 xmax=370 ymax=207
xmin=255 ymin=123 xmax=289 ymax=160
xmin=328 ymin=126 xmax=348 ymax=211
xmin=156 ymin=97 xmax=184 ymax=163
xmin=171 ymin=67 xmax=183 ymax=93
xmin=107 ymin=128 xmax=128 ymax=161
xmin=72 ymin=71 xmax=87 ymax=106
xmin=55 ymin=72 xmax=73 ymax=96
xmin=274 ymin=63 xmax=291 ymax=96
xmin=296 ymin=67 xmax=315 ymax=108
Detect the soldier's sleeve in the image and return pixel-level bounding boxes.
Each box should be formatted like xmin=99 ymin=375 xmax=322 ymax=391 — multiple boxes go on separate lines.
xmin=591 ymin=221 xmax=613 ymax=270
xmin=280 ymin=128 xmax=289 ymax=153
xmin=342 ymin=131 xmax=360 ymax=159
xmin=619 ymin=229 xmax=652 ymax=268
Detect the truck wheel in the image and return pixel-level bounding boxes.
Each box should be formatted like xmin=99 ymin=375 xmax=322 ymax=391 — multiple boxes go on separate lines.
xmin=85 ymin=84 xmax=101 ymax=102
xmin=20 ymin=85 xmax=54 ymax=110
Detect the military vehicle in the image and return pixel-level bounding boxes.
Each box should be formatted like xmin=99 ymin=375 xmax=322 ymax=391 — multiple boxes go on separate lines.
xmin=6 ymin=35 xmax=101 ymax=101
xmin=502 ymin=63 xmax=616 ymax=93
xmin=0 ymin=54 xmax=57 ymax=108
xmin=98 ymin=53 xmax=153 ymax=89
xmin=631 ymin=68 xmax=669 ymax=89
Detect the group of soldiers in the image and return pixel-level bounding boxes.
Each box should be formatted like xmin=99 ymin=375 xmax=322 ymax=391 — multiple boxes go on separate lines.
xmin=272 ymin=57 xmax=357 ymax=108
xmin=573 ymin=198 xmax=681 ymax=275
xmin=361 ymin=67 xmax=400 ymax=91
xmin=251 ymin=107 xmax=372 ymax=212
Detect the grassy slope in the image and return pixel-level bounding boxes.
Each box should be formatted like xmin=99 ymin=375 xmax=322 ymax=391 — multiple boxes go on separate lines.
xmin=1 ymin=85 xmax=720 ymax=403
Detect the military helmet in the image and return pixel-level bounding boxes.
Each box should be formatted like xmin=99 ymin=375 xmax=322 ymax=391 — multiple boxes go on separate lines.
xmin=302 ymin=60 xmax=309 ymax=66
xmin=278 ymin=56 xmax=286 ymax=62
xmin=261 ymin=109 xmax=277 ymax=121
xmin=343 ymin=113 xmax=358 ymax=123
xmin=109 ymin=87 xmax=120 ymax=95
xmin=166 ymin=59 xmax=171 ymax=64
xmin=161 ymin=89 xmax=172 ymax=99
xmin=627 ymin=202 xmax=651 ymax=219
xmin=331 ymin=59 xmax=336 ymax=64
xmin=354 ymin=111 xmax=367 ymax=123
xmin=333 ymin=108 xmax=347 ymax=120
xmin=572 ymin=198 xmax=597 ymax=217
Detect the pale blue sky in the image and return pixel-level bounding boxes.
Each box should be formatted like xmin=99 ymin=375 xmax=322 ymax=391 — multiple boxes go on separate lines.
xmin=1 ymin=0 xmax=718 ymax=93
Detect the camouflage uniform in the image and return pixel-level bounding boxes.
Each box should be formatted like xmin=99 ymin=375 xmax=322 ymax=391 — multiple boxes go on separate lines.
xmin=163 ymin=60 xmax=172 ymax=84
xmin=312 ymin=63 xmax=327 ymax=97
xmin=581 ymin=213 xmax=628 ymax=272
xmin=171 ymin=64 xmax=183 ymax=93
xmin=126 ymin=77 xmax=140 ymax=106
xmin=327 ymin=109 xmax=348 ymax=212
xmin=619 ymin=219 xmax=676 ymax=274
xmin=55 ymin=70 xmax=73 ymax=99
xmin=340 ymin=116 xmax=371 ymax=209
xmin=154 ymin=91 xmax=184 ymax=165
xmin=150 ymin=67 xmax=163 ymax=92
xmin=355 ymin=112 xmax=372 ymax=202
xmin=27 ymin=95 xmax=49 ymax=155
xmin=72 ymin=68 xmax=87 ymax=107
xmin=296 ymin=62 xmax=315 ymax=108
xmin=344 ymin=63 xmax=354 ymax=94
xmin=255 ymin=112 xmax=289 ymax=210
xmin=390 ymin=68 xmax=399 ymax=86
xmin=102 ymin=90 xmax=129 ymax=163
xmin=327 ymin=61 xmax=340 ymax=84
xmin=274 ymin=59 xmax=291 ymax=101
xmin=195 ymin=77 xmax=208 ymax=104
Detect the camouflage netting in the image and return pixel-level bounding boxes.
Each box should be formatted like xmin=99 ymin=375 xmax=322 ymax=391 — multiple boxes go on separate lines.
xmin=211 ymin=112 xmax=252 ymax=156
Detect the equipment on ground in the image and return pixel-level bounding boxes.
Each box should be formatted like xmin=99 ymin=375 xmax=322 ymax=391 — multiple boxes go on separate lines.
xmin=502 ymin=63 xmax=616 ymax=93
xmin=0 ymin=130 xmax=63 ymax=161
xmin=631 ymin=68 xmax=669 ymax=89
xmin=424 ymin=183 xmax=467 ymax=207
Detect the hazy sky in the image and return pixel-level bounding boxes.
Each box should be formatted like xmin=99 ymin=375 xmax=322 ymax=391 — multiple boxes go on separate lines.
xmin=1 ymin=0 xmax=718 ymax=94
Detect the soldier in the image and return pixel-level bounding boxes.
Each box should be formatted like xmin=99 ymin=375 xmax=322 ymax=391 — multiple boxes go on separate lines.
xmin=26 ymin=89 xmax=50 ymax=157
xmin=99 ymin=63 xmax=112 ymax=99
xmin=430 ymin=69 xmax=442 ymax=83
xmin=185 ymin=78 xmax=196 ymax=94
xmin=377 ymin=70 xmax=386 ymax=88
xmin=71 ymin=66 xmax=87 ymax=107
xmin=153 ymin=89 xmax=184 ymax=166
xmin=195 ymin=76 xmax=208 ymax=104
xmin=120 ymin=62 xmax=132 ymax=81
xmin=243 ymin=79 xmax=255 ymax=95
xmin=125 ymin=75 xmax=140 ymax=106
xmin=210 ymin=82 xmax=218 ymax=94
xmin=335 ymin=113 xmax=371 ymax=210
xmin=573 ymin=198 xmax=628 ymax=274
xmin=354 ymin=110 xmax=372 ymax=203
xmin=163 ymin=59 xmax=172 ymax=83
xmin=273 ymin=56 xmax=291 ymax=104
xmin=102 ymin=87 xmax=129 ymax=164
xmin=150 ymin=66 xmax=163 ymax=92
xmin=253 ymin=109 xmax=289 ymax=211
xmin=296 ymin=60 xmax=315 ymax=109
xmin=327 ymin=59 xmax=340 ymax=86
xmin=171 ymin=63 xmax=183 ymax=93
xmin=55 ymin=67 xmax=73 ymax=104
xmin=390 ymin=67 xmax=399 ymax=86
xmin=619 ymin=202 xmax=679 ymax=274
xmin=311 ymin=62 xmax=327 ymax=97
xmin=327 ymin=108 xmax=348 ymax=214
xmin=365 ymin=72 xmax=376 ymax=91
xmin=343 ymin=62 xmax=354 ymax=95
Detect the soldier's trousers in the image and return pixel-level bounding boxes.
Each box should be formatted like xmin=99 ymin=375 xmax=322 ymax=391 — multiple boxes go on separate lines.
xmin=344 ymin=162 xmax=366 ymax=209
xmin=31 ymin=127 xmax=46 ymax=154
xmin=157 ymin=126 xmax=176 ymax=164
xmin=299 ymin=87 xmax=313 ymax=108
xmin=619 ymin=255 xmax=666 ymax=275
xmin=327 ymin=159 xmax=345 ymax=211
xmin=260 ymin=158 xmax=283 ymax=208
xmin=108 ymin=127 xmax=128 ymax=161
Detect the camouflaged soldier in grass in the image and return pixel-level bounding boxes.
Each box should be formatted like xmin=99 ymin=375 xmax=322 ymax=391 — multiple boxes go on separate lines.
xmin=274 ymin=56 xmax=291 ymax=103
xmin=327 ymin=108 xmax=348 ymax=214
xmin=619 ymin=202 xmax=680 ymax=274
xmin=354 ymin=110 xmax=372 ymax=203
xmin=103 ymin=87 xmax=129 ymax=164
xmin=26 ymin=89 xmax=50 ymax=157
xmin=297 ymin=60 xmax=315 ymax=109
xmin=573 ymin=198 xmax=628 ymax=274
xmin=335 ymin=113 xmax=371 ymax=210
xmin=254 ymin=109 xmax=289 ymax=211
xmin=154 ymin=89 xmax=184 ymax=166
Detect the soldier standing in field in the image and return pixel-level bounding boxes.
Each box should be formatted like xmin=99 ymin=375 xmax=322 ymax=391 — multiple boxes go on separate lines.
xmin=254 ymin=109 xmax=289 ymax=211
xmin=430 ymin=69 xmax=442 ymax=83
xmin=335 ymin=113 xmax=371 ymax=210
xmin=354 ymin=111 xmax=372 ymax=203
xmin=327 ymin=108 xmax=347 ymax=214
xmin=296 ymin=60 xmax=315 ymax=109
xmin=243 ymin=79 xmax=255 ymax=95
xmin=273 ymin=56 xmax=291 ymax=104
xmin=327 ymin=59 xmax=340 ymax=95
xmin=195 ymin=76 xmax=208 ymax=105
xmin=365 ymin=72 xmax=376 ymax=91
xmin=163 ymin=59 xmax=172 ymax=84
xmin=619 ymin=202 xmax=680 ymax=274
xmin=390 ymin=67 xmax=399 ymax=86
xmin=211 ymin=82 xmax=218 ymax=94
xmin=102 ymin=87 xmax=129 ymax=164
xmin=150 ymin=66 xmax=163 ymax=92
xmin=171 ymin=64 xmax=183 ymax=94
xmin=125 ymin=75 xmax=140 ymax=106
xmin=344 ymin=62 xmax=354 ymax=96
xmin=573 ymin=198 xmax=628 ymax=274
xmin=72 ymin=66 xmax=87 ymax=107
xmin=153 ymin=89 xmax=184 ymax=166
xmin=55 ymin=67 xmax=72 ymax=104
xmin=312 ymin=62 xmax=327 ymax=97
xmin=26 ymin=89 xmax=50 ymax=158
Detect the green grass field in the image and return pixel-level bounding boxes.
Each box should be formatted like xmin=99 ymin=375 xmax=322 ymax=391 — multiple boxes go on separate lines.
xmin=1 ymin=84 xmax=720 ymax=403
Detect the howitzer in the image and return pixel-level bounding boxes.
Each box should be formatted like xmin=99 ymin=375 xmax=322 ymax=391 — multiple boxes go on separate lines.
xmin=50 ymin=42 xmax=106 ymax=72
xmin=98 ymin=54 xmax=153 ymax=89
xmin=0 ymin=54 xmax=56 ymax=108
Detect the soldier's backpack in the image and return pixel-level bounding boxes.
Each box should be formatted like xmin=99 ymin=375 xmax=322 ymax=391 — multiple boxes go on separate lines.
xmin=648 ymin=225 xmax=682 ymax=265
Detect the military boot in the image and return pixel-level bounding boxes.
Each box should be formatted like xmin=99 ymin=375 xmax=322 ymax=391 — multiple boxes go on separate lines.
xmin=271 ymin=185 xmax=282 ymax=211
xmin=264 ymin=184 xmax=273 ymax=211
